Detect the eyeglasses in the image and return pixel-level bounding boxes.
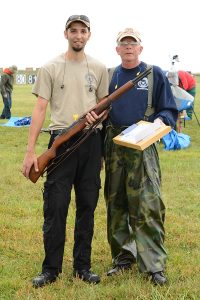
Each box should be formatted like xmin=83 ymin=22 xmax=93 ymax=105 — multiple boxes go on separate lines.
xmin=118 ymin=41 xmax=140 ymax=46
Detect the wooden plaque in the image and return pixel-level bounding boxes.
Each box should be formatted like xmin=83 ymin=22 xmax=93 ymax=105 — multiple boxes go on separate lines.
xmin=113 ymin=121 xmax=171 ymax=151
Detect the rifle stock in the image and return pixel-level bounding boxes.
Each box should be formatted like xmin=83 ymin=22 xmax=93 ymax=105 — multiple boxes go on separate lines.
xmin=29 ymin=67 xmax=152 ymax=183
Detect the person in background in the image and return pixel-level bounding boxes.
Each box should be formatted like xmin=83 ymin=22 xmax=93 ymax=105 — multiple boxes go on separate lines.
xmin=104 ymin=28 xmax=178 ymax=285
xmin=178 ymin=70 xmax=196 ymax=119
xmin=167 ymin=54 xmax=179 ymax=86
xmin=22 ymin=15 xmax=108 ymax=288
xmin=0 ymin=65 xmax=17 ymax=119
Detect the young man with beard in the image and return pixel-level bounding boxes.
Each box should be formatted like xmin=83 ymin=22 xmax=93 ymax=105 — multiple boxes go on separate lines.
xmin=22 ymin=15 xmax=108 ymax=287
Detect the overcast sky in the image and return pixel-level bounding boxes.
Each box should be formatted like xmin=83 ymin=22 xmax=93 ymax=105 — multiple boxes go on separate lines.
xmin=1 ymin=0 xmax=199 ymax=72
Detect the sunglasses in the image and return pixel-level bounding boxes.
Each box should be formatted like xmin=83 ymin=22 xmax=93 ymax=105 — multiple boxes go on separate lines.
xmin=118 ymin=41 xmax=140 ymax=46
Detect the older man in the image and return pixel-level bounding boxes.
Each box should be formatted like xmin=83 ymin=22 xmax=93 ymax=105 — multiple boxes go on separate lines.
xmin=104 ymin=28 xmax=178 ymax=285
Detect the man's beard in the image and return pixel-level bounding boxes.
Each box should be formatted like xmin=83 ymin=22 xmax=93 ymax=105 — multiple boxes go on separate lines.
xmin=72 ymin=46 xmax=83 ymax=52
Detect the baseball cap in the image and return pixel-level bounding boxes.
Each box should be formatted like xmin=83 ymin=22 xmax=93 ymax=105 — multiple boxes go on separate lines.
xmin=116 ymin=28 xmax=142 ymax=43
xmin=65 ymin=15 xmax=90 ymax=29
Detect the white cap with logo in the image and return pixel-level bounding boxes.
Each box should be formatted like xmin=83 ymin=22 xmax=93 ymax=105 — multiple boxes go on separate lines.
xmin=116 ymin=28 xmax=142 ymax=43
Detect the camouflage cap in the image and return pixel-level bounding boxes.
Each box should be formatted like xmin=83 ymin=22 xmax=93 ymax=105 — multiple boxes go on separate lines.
xmin=65 ymin=15 xmax=90 ymax=29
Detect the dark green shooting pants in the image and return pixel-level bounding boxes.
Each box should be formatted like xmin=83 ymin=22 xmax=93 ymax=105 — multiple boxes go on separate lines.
xmin=104 ymin=125 xmax=167 ymax=273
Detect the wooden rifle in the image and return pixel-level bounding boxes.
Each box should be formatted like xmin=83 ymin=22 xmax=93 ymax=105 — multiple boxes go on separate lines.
xmin=29 ymin=67 xmax=152 ymax=183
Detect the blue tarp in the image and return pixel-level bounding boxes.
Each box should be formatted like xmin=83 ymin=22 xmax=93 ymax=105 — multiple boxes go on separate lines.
xmin=170 ymin=85 xmax=194 ymax=111
xmin=0 ymin=116 xmax=31 ymax=127
xmin=162 ymin=129 xmax=191 ymax=150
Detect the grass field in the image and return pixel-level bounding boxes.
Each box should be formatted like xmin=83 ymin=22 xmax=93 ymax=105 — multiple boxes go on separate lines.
xmin=0 ymin=79 xmax=200 ymax=300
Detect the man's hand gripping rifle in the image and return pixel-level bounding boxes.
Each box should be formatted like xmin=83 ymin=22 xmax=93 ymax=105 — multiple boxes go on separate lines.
xmin=28 ymin=67 xmax=152 ymax=183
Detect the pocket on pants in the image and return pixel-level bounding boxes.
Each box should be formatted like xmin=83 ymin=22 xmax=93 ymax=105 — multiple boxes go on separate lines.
xmin=143 ymin=145 xmax=161 ymax=193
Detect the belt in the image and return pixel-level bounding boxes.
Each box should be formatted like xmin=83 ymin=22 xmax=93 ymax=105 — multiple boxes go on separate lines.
xmin=107 ymin=120 xmax=128 ymax=131
xmin=50 ymin=128 xmax=67 ymax=135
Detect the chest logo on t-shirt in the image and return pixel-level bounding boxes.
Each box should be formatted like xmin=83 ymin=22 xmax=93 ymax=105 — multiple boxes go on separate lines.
xmin=85 ymin=73 xmax=95 ymax=92
xmin=137 ymin=77 xmax=148 ymax=90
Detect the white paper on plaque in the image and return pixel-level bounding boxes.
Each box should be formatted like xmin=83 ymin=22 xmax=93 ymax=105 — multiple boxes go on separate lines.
xmin=119 ymin=122 xmax=162 ymax=143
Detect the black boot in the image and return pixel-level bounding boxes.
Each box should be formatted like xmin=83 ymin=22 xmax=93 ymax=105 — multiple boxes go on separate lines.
xmin=107 ymin=263 xmax=132 ymax=276
xmin=32 ymin=272 xmax=58 ymax=288
xmin=150 ymin=271 xmax=167 ymax=286
xmin=73 ymin=269 xmax=100 ymax=284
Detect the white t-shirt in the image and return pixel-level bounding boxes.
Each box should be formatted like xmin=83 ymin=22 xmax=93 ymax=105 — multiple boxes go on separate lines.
xmin=32 ymin=53 xmax=109 ymax=130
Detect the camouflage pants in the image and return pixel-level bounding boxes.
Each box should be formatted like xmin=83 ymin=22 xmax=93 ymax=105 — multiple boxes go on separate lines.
xmin=104 ymin=125 xmax=167 ymax=273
